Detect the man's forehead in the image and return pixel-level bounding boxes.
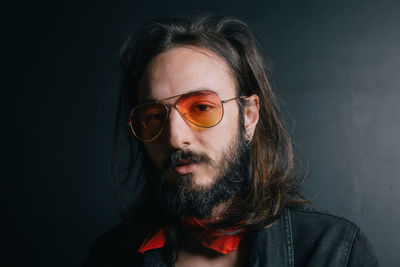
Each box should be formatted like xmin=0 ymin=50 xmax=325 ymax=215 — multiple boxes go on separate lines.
xmin=136 ymin=46 xmax=237 ymax=104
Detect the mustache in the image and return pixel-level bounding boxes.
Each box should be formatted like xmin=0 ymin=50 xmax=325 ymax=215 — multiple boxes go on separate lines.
xmin=163 ymin=150 xmax=213 ymax=170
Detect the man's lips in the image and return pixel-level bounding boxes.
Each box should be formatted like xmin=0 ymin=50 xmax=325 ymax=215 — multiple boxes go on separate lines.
xmin=173 ymin=160 xmax=198 ymax=175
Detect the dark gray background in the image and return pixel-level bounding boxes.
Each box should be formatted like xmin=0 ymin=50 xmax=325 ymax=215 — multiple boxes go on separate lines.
xmin=3 ymin=0 xmax=399 ymax=266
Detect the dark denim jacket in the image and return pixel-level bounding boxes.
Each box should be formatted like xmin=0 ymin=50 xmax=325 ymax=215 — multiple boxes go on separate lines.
xmin=84 ymin=206 xmax=378 ymax=267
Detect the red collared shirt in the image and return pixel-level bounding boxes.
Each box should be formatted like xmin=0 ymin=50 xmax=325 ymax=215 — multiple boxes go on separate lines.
xmin=138 ymin=218 xmax=243 ymax=255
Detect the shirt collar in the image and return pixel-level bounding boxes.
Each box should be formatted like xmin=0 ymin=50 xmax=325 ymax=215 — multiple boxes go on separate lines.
xmin=138 ymin=218 xmax=244 ymax=255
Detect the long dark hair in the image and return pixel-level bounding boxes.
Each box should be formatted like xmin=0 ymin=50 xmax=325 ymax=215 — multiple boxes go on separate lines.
xmin=112 ymin=13 xmax=307 ymax=253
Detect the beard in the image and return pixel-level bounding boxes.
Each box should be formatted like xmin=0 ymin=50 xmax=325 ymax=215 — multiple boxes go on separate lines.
xmin=149 ymin=132 xmax=251 ymax=219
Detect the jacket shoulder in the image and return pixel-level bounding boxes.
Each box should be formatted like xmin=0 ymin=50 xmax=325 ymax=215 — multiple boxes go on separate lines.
xmin=287 ymin=205 xmax=378 ymax=266
xmin=83 ymin=222 xmax=146 ymax=267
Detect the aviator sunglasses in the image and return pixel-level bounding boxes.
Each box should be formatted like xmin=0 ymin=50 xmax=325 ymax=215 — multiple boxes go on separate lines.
xmin=129 ymin=90 xmax=246 ymax=142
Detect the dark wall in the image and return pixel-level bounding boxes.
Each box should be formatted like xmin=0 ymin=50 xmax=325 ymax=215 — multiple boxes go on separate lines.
xmin=4 ymin=0 xmax=399 ymax=266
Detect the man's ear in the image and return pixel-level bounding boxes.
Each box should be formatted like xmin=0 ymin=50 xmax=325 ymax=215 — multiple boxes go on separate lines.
xmin=244 ymin=94 xmax=260 ymax=141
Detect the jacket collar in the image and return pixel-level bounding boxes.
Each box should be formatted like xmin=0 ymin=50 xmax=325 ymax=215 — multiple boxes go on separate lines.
xmin=246 ymin=208 xmax=294 ymax=267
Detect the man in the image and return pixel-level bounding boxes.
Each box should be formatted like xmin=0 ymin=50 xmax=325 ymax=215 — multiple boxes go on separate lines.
xmin=84 ymin=14 xmax=378 ymax=266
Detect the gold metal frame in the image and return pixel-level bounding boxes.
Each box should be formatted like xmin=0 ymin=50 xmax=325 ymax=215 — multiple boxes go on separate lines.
xmin=128 ymin=90 xmax=246 ymax=142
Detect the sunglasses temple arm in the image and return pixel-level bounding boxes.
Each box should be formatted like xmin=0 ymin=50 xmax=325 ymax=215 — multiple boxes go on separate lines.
xmin=221 ymin=95 xmax=247 ymax=103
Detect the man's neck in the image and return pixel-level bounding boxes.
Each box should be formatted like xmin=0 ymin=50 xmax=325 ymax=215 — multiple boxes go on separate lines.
xmin=207 ymin=201 xmax=230 ymax=220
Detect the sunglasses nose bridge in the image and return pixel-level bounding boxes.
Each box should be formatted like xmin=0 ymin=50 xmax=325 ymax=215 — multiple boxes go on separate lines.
xmin=162 ymin=103 xmax=178 ymax=119
xmin=164 ymin=102 xmax=189 ymax=125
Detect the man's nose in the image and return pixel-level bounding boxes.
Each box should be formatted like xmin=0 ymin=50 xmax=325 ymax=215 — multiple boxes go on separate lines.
xmin=165 ymin=107 xmax=194 ymax=149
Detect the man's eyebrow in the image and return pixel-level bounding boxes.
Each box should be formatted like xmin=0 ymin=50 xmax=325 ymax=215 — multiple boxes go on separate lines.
xmin=140 ymin=87 xmax=216 ymax=103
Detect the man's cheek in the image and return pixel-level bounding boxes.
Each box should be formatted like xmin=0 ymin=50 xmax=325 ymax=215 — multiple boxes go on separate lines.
xmin=148 ymin=147 xmax=163 ymax=165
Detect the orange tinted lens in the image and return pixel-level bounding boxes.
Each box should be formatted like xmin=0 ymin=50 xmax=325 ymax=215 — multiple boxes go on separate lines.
xmin=177 ymin=91 xmax=223 ymax=127
xmin=130 ymin=103 xmax=167 ymax=140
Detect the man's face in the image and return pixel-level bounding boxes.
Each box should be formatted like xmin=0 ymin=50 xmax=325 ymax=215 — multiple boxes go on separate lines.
xmin=137 ymin=46 xmax=259 ymax=218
